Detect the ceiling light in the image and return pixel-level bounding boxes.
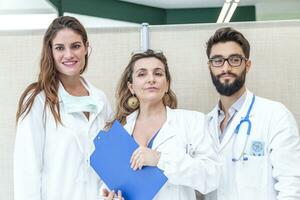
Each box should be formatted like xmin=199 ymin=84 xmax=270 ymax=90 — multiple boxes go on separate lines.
xmin=217 ymin=0 xmax=240 ymax=23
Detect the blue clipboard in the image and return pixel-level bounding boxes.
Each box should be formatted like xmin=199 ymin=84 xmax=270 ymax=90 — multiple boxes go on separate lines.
xmin=90 ymin=120 xmax=168 ymax=200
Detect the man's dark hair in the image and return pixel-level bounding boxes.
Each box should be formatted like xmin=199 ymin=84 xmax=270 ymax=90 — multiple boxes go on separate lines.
xmin=206 ymin=27 xmax=250 ymax=59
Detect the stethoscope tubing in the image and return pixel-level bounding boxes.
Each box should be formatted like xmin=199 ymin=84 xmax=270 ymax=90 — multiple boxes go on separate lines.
xmin=232 ymin=95 xmax=255 ymax=162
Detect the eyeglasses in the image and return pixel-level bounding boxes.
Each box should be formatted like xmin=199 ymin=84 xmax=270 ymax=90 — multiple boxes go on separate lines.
xmin=209 ymin=55 xmax=247 ymax=68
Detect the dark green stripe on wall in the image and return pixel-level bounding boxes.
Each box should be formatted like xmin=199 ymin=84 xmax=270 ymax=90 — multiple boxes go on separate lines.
xmin=166 ymin=6 xmax=255 ymax=24
xmin=49 ymin=0 xmax=255 ymax=24
xmin=166 ymin=7 xmax=221 ymax=24
xmin=61 ymin=0 xmax=166 ymax=24
xmin=231 ymin=6 xmax=256 ymax=22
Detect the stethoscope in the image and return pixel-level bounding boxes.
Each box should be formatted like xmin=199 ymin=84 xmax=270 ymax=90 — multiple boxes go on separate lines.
xmin=232 ymin=95 xmax=255 ymax=162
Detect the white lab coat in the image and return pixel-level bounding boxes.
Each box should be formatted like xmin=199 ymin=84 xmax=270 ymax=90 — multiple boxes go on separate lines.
xmin=124 ymin=107 xmax=220 ymax=200
xmin=14 ymin=78 xmax=112 ymax=200
xmin=205 ymin=90 xmax=300 ymax=200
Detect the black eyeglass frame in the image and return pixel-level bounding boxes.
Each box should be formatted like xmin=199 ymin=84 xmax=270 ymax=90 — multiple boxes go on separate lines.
xmin=209 ymin=55 xmax=248 ymax=68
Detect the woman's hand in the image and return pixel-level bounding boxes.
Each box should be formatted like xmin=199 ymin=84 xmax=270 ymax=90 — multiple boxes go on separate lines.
xmin=101 ymin=188 xmax=123 ymax=200
xmin=130 ymin=146 xmax=161 ymax=170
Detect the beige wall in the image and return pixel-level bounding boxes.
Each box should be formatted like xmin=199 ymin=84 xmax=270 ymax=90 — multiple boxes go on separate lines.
xmin=1 ymin=20 xmax=300 ymax=199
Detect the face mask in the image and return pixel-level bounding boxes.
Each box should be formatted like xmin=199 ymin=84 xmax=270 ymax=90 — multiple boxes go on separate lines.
xmin=58 ymin=78 xmax=104 ymax=115
xmin=61 ymin=92 xmax=101 ymax=114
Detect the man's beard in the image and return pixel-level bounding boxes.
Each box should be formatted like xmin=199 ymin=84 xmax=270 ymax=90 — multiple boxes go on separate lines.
xmin=210 ymin=68 xmax=246 ymax=96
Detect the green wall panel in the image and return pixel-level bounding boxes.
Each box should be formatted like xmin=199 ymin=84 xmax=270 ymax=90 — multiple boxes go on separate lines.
xmin=61 ymin=0 xmax=165 ymax=24
xmin=49 ymin=0 xmax=255 ymax=24
xmin=166 ymin=7 xmax=221 ymax=24
xmin=232 ymin=6 xmax=256 ymax=22
xmin=166 ymin=6 xmax=255 ymax=24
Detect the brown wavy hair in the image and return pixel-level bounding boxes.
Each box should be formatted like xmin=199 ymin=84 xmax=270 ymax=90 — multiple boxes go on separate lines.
xmin=206 ymin=27 xmax=250 ymax=59
xmin=108 ymin=49 xmax=177 ymax=128
xmin=16 ymin=16 xmax=89 ymax=125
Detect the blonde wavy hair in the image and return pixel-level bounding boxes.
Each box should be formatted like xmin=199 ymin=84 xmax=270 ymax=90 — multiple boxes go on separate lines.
xmin=107 ymin=49 xmax=177 ymax=128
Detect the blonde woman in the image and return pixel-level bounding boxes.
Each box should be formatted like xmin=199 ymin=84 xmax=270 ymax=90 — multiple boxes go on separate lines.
xmin=108 ymin=49 xmax=220 ymax=200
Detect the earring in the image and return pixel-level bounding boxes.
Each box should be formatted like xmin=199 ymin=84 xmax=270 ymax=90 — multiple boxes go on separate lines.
xmin=88 ymin=46 xmax=92 ymax=57
xmin=163 ymin=92 xmax=170 ymax=105
xmin=127 ymin=94 xmax=139 ymax=109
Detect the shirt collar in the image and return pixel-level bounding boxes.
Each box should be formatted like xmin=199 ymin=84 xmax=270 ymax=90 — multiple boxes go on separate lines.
xmin=217 ymin=91 xmax=247 ymax=116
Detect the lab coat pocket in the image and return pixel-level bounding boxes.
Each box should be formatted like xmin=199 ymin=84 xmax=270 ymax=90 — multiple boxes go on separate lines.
xmin=235 ymin=155 xmax=267 ymax=188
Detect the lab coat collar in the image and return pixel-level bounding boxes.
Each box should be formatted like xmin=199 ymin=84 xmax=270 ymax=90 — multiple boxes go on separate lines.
xmin=207 ymin=89 xmax=250 ymax=120
xmin=125 ymin=106 xmax=176 ymax=149
xmin=57 ymin=77 xmax=105 ymax=161
xmin=207 ymin=106 xmax=220 ymax=147
xmin=208 ymin=89 xmax=254 ymax=151
xmin=54 ymin=77 xmax=107 ymax=184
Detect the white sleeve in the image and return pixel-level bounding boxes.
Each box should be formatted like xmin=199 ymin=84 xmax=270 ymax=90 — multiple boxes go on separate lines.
xmin=157 ymin=113 xmax=220 ymax=194
xmin=269 ymin=104 xmax=300 ymax=200
xmin=14 ymin=96 xmax=45 ymax=200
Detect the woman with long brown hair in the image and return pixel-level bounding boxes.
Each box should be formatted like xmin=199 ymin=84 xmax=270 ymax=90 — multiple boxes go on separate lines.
xmin=108 ymin=49 xmax=220 ymax=199
xmin=14 ymin=16 xmax=121 ymax=200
